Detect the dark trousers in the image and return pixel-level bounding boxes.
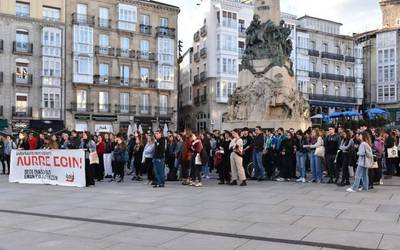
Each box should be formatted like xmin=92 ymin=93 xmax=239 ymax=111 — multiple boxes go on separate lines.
xmin=5 ymin=155 xmax=10 ymax=174
xmin=385 ymin=158 xmax=396 ymax=176
xmin=94 ymin=154 xmax=104 ymax=181
xmin=264 ymin=150 xmax=276 ymax=179
xmin=115 ymin=161 xmax=125 ymax=179
xmin=340 ymin=152 xmax=350 ymax=183
xmin=166 ymin=155 xmax=175 ymax=170
xmin=326 ymin=154 xmax=338 ymax=180
xmin=85 ymin=159 xmax=95 ymax=187
xmin=1 ymin=157 xmax=7 ymax=174
xmin=218 ymin=157 xmax=231 ymax=182
xmin=134 ymin=158 xmax=142 ymax=176
xmin=280 ymin=153 xmax=295 ymax=179
xmin=144 ymin=158 xmax=154 ymax=181
xmin=243 ymin=152 xmax=252 ymax=178
xmin=181 ymin=160 xmax=190 ymax=179
xmin=194 ymin=164 xmax=202 ymax=182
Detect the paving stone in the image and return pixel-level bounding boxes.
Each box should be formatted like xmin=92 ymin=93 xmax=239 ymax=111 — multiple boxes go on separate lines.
xmin=53 ymin=222 xmax=131 ymax=239
xmin=236 ymin=240 xmax=320 ymax=250
xmin=182 ymin=218 xmax=254 ymax=234
xmin=324 ymin=202 xmax=379 ymax=212
xmin=238 ymin=212 xmax=302 ymax=224
xmin=378 ymin=234 xmax=400 ymax=250
xmin=285 ymin=207 xmax=343 ymax=218
xmin=293 ymin=216 xmax=360 ymax=231
xmin=338 ymin=210 xmax=399 ymax=222
xmin=240 ymin=222 xmax=314 ymax=241
xmin=356 ymin=220 xmax=400 ymax=235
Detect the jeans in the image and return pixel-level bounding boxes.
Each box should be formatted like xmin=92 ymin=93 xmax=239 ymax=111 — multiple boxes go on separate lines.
xmin=296 ymin=151 xmax=306 ymax=179
xmin=202 ymin=162 xmax=210 ymax=177
xmin=153 ymin=158 xmax=165 ymax=186
xmin=309 ymin=151 xmax=322 ymax=181
xmin=253 ymin=150 xmax=265 ymax=178
xmin=351 ymin=165 xmax=369 ymax=191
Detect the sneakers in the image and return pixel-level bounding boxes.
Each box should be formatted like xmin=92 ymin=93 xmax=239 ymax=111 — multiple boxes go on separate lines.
xmin=275 ymin=177 xmax=284 ymax=182
xmin=296 ymin=178 xmax=306 ymax=183
xmin=346 ymin=188 xmax=356 ymax=193
xmin=230 ymin=180 xmax=238 ymax=186
xmin=194 ymin=182 xmax=203 ymax=187
xmin=240 ymin=181 xmax=247 ymax=186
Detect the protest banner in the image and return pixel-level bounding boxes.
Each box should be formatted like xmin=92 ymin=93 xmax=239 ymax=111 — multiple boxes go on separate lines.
xmin=9 ymin=149 xmax=86 ymax=187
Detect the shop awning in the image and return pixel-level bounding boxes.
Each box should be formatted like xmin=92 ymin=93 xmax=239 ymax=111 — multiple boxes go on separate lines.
xmin=29 ymin=120 xmax=64 ymax=132
xmin=310 ymin=101 xmax=354 ymax=109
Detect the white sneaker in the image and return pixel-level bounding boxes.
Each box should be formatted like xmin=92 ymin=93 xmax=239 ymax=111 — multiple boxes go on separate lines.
xmin=380 ymin=179 xmax=384 ymax=185
xmin=346 ymin=188 xmax=356 ymax=193
xmin=189 ymin=181 xmax=195 ymax=186
xmin=358 ymin=187 xmax=363 ymax=191
xmin=275 ymin=177 xmax=284 ymax=182
xmin=296 ymin=178 xmax=302 ymax=182
xmin=301 ymin=178 xmax=306 ymax=183
xmin=195 ymin=182 xmax=203 ymax=187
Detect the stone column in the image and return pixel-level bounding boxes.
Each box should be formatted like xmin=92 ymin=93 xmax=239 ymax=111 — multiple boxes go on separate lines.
xmin=254 ymin=0 xmax=281 ymax=24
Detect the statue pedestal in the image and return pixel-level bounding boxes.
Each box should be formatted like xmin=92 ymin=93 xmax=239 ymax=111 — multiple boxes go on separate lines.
xmin=222 ymin=119 xmax=311 ymax=131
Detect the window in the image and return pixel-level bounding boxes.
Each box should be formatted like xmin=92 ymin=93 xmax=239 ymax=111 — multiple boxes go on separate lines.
xmin=16 ymin=30 xmax=29 ymax=51
xmin=384 ymin=50 xmax=389 ymax=63
xmin=322 ymin=85 xmax=328 ymax=95
xmin=99 ymin=64 xmax=109 ymax=77
xmin=141 ymin=15 xmax=150 ymax=25
xmin=139 ymin=40 xmax=150 ymax=58
xmin=16 ymin=94 xmax=28 ymax=113
xmin=335 ymin=65 xmax=340 ymax=75
xmin=16 ymin=2 xmax=30 ymax=17
xmin=76 ymin=90 xmax=87 ymax=110
xmin=310 ymin=83 xmax=316 ymax=94
xmin=322 ymin=64 xmax=328 ymax=74
xmin=384 ymin=66 xmax=389 ymax=81
xmin=118 ymin=4 xmax=137 ymax=31
xmin=390 ymin=65 xmax=395 ymax=82
xmin=347 ymin=67 xmax=352 ymax=77
xmin=42 ymin=57 xmax=61 ymax=77
xmin=74 ymin=57 xmax=91 ymax=74
xmin=322 ymin=43 xmax=328 ymax=52
xmin=390 ymin=49 xmax=395 ymax=63
xmin=43 ymin=92 xmax=60 ymax=109
xmin=310 ymin=41 xmax=316 ymax=50
xmin=311 ymin=62 xmax=316 ymax=72
xmin=99 ymin=92 xmax=109 ymax=111
xmin=216 ymin=81 xmax=221 ymax=97
xmin=42 ymin=28 xmax=62 ymax=57
xmin=159 ymin=95 xmax=168 ymax=114
xmin=378 ymin=50 xmax=383 ymax=64
xmin=335 ymin=45 xmax=340 ymax=54
xmin=157 ymin=37 xmax=174 ymax=64
xmin=140 ymin=67 xmax=149 ymax=85
xmin=334 ymin=86 xmax=340 ymax=96
xmin=378 ymin=66 xmax=383 ymax=82
xmin=140 ymin=94 xmax=150 ymax=113
xmin=42 ymin=6 xmax=60 ymax=21
xmin=346 ymin=47 xmax=351 ymax=56
xmin=77 ymin=4 xmax=87 ymax=15
xmin=223 ymin=58 xmax=227 ymax=73
xmin=377 ymin=84 xmax=397 ymax=103
xmin=160 ymin=17 xmax=168 ymax=27
xmin=16 ymin=62 xmax=29 ymax=81
xmin=120 ymin=93 xmax=129 ymax=113
xmin=99 ymin=34 xmax=109 ymax=52
xmin=347 ymin=87 xmax=352 ymax=97
xmin=99 ymin=8 xmax=109 ymax=27
xmin=120 ymin=65 xmax=130 ymax=85
xmin=73 ymin=25 xmax=93 ymax=54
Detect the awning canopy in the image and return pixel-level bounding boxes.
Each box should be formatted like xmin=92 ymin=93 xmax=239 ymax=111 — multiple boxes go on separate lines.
xmin=29 ymin=120 xmax=64 ymax=132
xmin=310 ymin=101 xmax=354 ymax=109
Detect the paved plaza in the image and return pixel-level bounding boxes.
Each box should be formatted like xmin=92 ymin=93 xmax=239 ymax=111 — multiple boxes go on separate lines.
xmin=0 ymin=175 xmax=400 ymax=250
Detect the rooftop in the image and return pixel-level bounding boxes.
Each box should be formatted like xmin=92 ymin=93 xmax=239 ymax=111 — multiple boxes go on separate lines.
xmin=297 ymin=15 xmax=343 ymax=26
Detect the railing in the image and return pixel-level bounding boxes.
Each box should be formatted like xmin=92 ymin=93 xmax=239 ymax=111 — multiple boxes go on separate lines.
xmin=194 ymin=31 xmax=200 ymax=42
xmin=0 ymin=40 xmax=3 ymax=53
xmin=156 ymin=26 xmax=176 ymax=38
xmin=93 ymin=75 xmax=109 ymax=85
xmin=139 ymin=24 xmax=152 ymax=35
xmin=109 ymin=76 xmax=131 ymax=87
xmin=194 ymin=52 xmax=200 ymax=62
xmin=200 ymin=71 xmax=207 ymax=82
xmin=155 ymin=107 xmax=173 ymax=117
xmin=138 ymin=106 xmax=152 ymax=115
xmin=321 ymin=52 xmax=344 ymax=61
xmin=41 ymin=108 xmax=61 ymax=119
xmin=193 ymin=74 xmax=200 ymax=84
xmin=13 ymin=73 xmax=33 ymax=86
xmin=136 ymin=79 xmax=157 ymax=89
xmin=200 ymin=25 xmax=207 ymax=37
xmin=136 ymin=51 xmax=156 ymax=60
xmin=200 ymin=48 xmax=207 ymax=58
xmin=98 ymin=104 xmax=111 ymax=113
xmin=345 ymin=76 xmax=356 ymax=82
xmin=308 ymin=50 xmax=320 ymax=57
xmin=98 ymin=18 xmax=112 ymax=29
xmin=308 ymin=71 xmax=320 ymax=78
xmin=201 ymin=94 xmax=207 ymax=103
xmin=321 ymin=73 xmax=345 ymax=81
xmin=308 ymin=94 xmax=357 ymax=103
xmin=72 ymin=13 xmax=95 ymax=26
xmin=116 ymin=48 xmax=135 ymax=58
xmin=13 ymin=41 xmax=33 ymax=55
xmin=345 ymin=56 xmax=355 ymax=63
xmin=238 ymin=26 xmax=246 ymax=37
xmin=70 ymin=103 xmax=94 ymax=112
xmin=95 ymin=46 xmax=115 ymax=56
xmin=12 ymin=107 xmax=32 ymax=118
xmin=115 ymin=104 xmax=136 ymax=114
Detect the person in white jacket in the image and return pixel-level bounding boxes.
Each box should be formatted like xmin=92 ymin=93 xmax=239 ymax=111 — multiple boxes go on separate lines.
xmin=304 ymin=129 xmax=324 ymax=183
xmin=229 ymin=129 xmax=247 ymax=186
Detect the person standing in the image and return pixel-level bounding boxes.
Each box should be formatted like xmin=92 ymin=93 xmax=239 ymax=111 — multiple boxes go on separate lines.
xmin=181 ymin=129 xmax=193 ymax=185
xmin=218 ymin=131 xmax=232 ymax=184
xmin=241 ymin=128 xmax=253 ymax=179
xmin=337 ymin=130 xmax=354 ymax=186
xmin=112 ymin=136 xmax=128 ymax=183
xmin=295 ymin=131 xmax=307 ymax=183
xmin=200 ymin=132 xmax=211 ymax=179
xmin=279 ymin=132 xmax=296 ymax=181
xmin=252 ymin=126 xmax=265 ymax=181
xmin=153 ymin=129 xmax=166 ymax=188
xmin=95 ymin=136 xmax=106 ymax=182
xmin=132 ymin=135 xmax=144 ymax=181
xmin=304 ymin=129 xmax=324 ymax=183
xmin=384 ymin=130 xmax=397 ymax=179
xmin=325 ymin=127 xmax=341 ymax=183
xmin=264 ymin=129 xmax=277 ymax=180
xmin=142 ymin=134 xmax=155 ymax=184
xmin=191 ymin=133 xmax=204 ymax=187
xmin=3 ymin=136 xmax=16 ymax=175
xmin=229 ymin=129 xmax=247 ymax=186
xmin=80 ymin=132 xmax=96 ymax=187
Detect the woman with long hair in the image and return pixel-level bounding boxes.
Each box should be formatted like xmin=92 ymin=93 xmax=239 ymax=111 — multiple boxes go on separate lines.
xmin=181 ymin=129 xmax=193 ymax=185
xmin=142 ymin=134 xmax=155 ymax=185
xmin=229 ymin=129 xmax=247 ymax=186
xmin=191 ymin=133 xmax=204 ymax=187
xmin=337 ymin=130 xmax=354 ymax=186
xmin=305 ymin=128 xmax=324 ymax=183
xmin=113 ymin=135 xmax=128 ymax=183
xmin=48 ymin=134 xmax=59 ymax=149
xmin=132 ymin=134 xmax=144 ymax=181
xmin=80 ymin=132 xmax=96 ymax=187
xmin=95 ymin=135 xmax=106 ymax=181
xmin=347 ymin=131 xmax=373 ymax=192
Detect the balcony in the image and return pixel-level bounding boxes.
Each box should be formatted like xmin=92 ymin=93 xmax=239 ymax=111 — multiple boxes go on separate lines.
xmin=41 ymin=108 xmax=61 ymax=119
xmin=136 ymin=79 xmax=157 ymax=89
xmin=200 ymin=25 xmax=207 ymax=37
xmin=200 ymin=48 xmax=207 ymax=58
xmin=12 ymin=107 xmax=32 ymax=118
xmin=238 ymin=26 xmax=246 ymax=37
xmin=155 ymin=107 xmax=173 ymax=117
xmin=194 ymin=31 xmax=200 ymax=42
xmin=115 ymin=104 xmax=136 ymax=115
xmin=0 ymin=40 xmax=3 ymax=53
xmin=98 ymin=104 xmax=111 ymax=113
xmin=201 ymin=94 xmax=207 ymax=103
xmin=98 ymin=18 xmax=112 ymax=29
xmin=93 ymin=75 xmax=109 ymax=85
xmin=116 ymin=48 xmax=135 ymax=58
xmin=194 ymin=96 xmax=200 ymax=106
xmin=156 ymin=26 xmax=176 ymax=38
xmin=308 ymin=50 xmax=320 ymax=57
xmin=138 ymin=106 xmax=152 ymax=116
xmin=109 ymin=76 xmax=132 ymax=87
xmin=72 ymin=13 xmax=95 ymax=27
xmin=321 ymin=73 xmax=345 ymax=81
xmin=321 ymin=52 xmax=344 ymax=61
xmin=13 ymin=73 xmax=33 ymax=86
xmin=117 ymin=20 xmax=135 ymax=33
xmin=139 ymin=24 xmax=152 ymax=35
xmin=308 ymin=71 xmax=320 ymax=79
xmin=71 ymin=103 xmax=94 ymax=113
xmin=200 ymin=71 xmax=207 ymax=82
xmin=193 ymin=74 xmax=200 ymax=85
xmin=216 ymin=96 xmax=229 ymax=103
xmin=95 ymin=46 xmax=115 ymax=56
xmin=345 ymin=76 xmax=356 ymax=82
xmin=345 ymin=56 xmax=355 ymax=63
xmin=309 ymin=94 xmax=357 ymax=103
xmin=193 ymin=52 xmax=200 ymax=62
xmin=136 ymin=51 xmax=156 ymax=60
xmin=13 ymin=42 xmax=33 ymax=55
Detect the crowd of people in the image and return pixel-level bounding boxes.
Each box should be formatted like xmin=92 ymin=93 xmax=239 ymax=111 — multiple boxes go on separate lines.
xmin=1 ymin=124 xmax=399 ymax=191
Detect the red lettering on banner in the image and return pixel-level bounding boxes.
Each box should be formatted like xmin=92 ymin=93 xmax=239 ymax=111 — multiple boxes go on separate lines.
xmin=53 ymin=156 xmax=60 ymax=167
xmin=23 ymin=156 xmax=31 ymax=166
xmin=16 ymin=156 xmax=24 ymax=166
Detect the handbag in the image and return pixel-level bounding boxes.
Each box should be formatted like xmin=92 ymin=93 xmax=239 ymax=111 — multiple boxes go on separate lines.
xmin=89 ymin=152 xmax=99 ymax=164
xmin=315 ymin=146 xmax=325 ymax=158
xmin=387 ymin=146 xmax=398 ymax=158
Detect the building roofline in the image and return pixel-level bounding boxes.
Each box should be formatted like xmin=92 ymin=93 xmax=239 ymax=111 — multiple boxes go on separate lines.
xmin=139 ymin=0 xmax=180 ymax=12
xmin=354 ymin=27 xmax=400 ymax=39
xmin=296 ymin=26 xmax=354 ymax=40
xmin=297 ymin=15 xmax=343 ymax=26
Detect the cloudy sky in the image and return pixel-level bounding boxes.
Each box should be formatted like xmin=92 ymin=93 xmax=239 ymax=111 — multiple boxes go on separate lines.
xmin=164 ymin=0 xmax=382 ymax=51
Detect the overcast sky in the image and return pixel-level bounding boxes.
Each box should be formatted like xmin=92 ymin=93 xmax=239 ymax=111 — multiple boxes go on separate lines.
xmin=164 ymin=0 xmax=382 ymax=51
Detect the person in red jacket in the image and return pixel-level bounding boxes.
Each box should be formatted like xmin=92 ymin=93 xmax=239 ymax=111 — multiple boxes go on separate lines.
xmin=95 ymin=135 xmax=106 ymax=181
xmin=181 ymin=129 xmax=193 ymax=185
xmin=27 ymin=133 xmax=38 ymax=150
xmin=191 ymin=133 xmax=204 ymax=187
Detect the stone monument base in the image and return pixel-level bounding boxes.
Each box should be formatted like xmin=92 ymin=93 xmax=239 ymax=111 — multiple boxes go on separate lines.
xmin=222 ymin=119 xmax=311 ymax=131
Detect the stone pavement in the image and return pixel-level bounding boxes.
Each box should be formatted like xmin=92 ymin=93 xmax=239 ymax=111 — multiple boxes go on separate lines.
xmin=0 ymin=175 xmax=400 ymax=250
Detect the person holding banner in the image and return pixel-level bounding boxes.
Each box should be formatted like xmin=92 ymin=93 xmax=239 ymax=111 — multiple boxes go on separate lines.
xmin=3 ymin=136 xmax=15 ymax=175
xmin=80 ymin=132 xmax=96 ymax=187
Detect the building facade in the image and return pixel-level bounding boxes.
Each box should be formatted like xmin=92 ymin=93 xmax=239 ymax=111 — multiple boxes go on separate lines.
xmin=65 ymin=0 xmax=179 ymax=133
xmin=380 ymin=0 xmax=400 ymax=28
xmin=0 ymin=0 xmax=65 ymax=132
xmin=295 ymin=16 xmax=364 ymax=116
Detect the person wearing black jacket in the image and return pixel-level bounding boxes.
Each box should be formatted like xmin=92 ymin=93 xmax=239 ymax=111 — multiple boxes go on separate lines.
xmin=252 ymin=126 xmax=265 ymax=181
xmin=324 ymin=127 xmax=341 ymax=183
xmin=241 ymin=128 xmax=253 ymax=178
xmin=69 ymin=131 xmax=81 ymax=149
xmin=218 ymin=131 xmax=231 ymax=184
xmin=153 ymin=129 xmax=166 ymax=188
xmin=280 ymin=132 xmax=296 ymax=180
xmin=104 ymin=133 xmax=115 ymax=178
xmin=384 ymin=130 xmax=396 ymax=179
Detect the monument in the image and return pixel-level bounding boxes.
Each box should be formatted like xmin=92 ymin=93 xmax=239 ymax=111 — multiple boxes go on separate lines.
xmin=222 ymin=0 xmax=311 ymax=130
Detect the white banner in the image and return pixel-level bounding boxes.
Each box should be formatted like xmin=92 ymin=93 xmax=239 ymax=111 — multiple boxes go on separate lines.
xmin=9 ymin=149 xmax=86 ymax=188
